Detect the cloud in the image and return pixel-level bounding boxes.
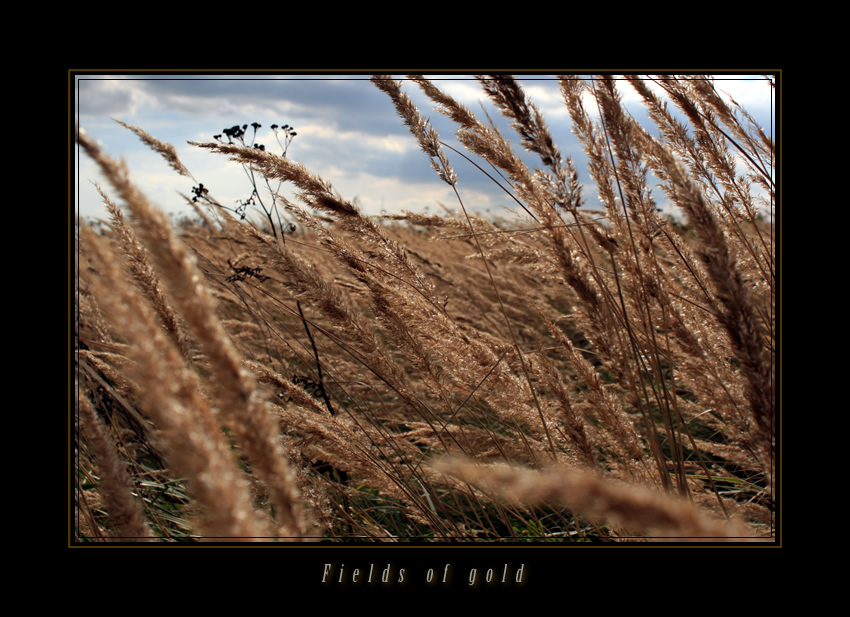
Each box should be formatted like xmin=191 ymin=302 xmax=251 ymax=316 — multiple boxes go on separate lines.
xmin=74 ymin=73 xmax=775 ymax=225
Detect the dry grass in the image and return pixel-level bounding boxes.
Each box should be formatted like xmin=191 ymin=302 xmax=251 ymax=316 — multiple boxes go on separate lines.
xmin=73 ymin=74 xmax=775 ymax=543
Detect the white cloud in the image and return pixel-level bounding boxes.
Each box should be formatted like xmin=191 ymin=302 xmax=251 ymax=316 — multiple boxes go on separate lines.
xmin=74 ymin=73 xmax=776 ymax=225
xmin=714 ymin=76 xmax=773 ymax=109
xmin=426 ymin=78 xmax=485 ymax=105
xmin=302 ymin=122 xmax=415 ymax=155
xmin=324 ymin=171 xmax=501 ymax=217
xmin=523 ymin=81 xmax=569 ymax=120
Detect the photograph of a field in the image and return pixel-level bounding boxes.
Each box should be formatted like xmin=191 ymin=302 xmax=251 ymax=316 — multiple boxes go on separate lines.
xmin=73 ymin=73 xmax=776 ymax=543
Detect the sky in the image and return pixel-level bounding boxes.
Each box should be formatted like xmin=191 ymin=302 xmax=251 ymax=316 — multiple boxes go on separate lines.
xmin=73 ymin=72 xmax=775 ymax=228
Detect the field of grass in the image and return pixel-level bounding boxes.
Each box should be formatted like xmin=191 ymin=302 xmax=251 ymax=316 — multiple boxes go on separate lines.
xmin=73 ymin=74 xmax=776 ymax=543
